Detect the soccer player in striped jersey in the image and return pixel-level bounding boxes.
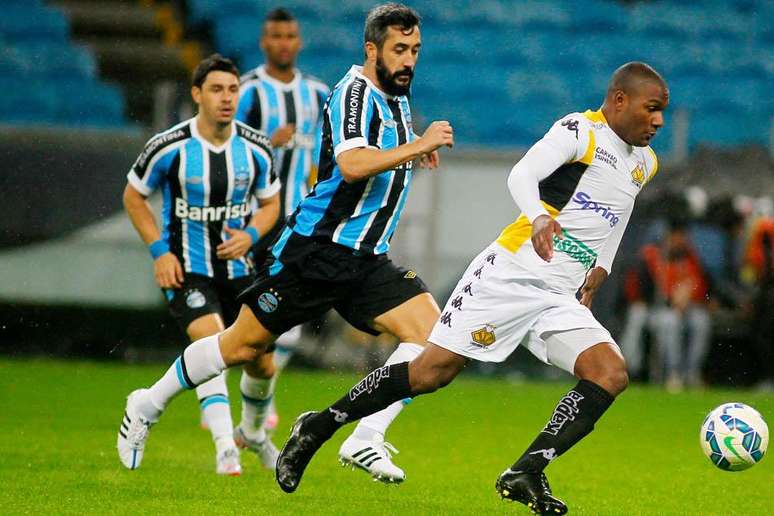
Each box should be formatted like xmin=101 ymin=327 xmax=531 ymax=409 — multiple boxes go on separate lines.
xmin=235 ymin=8 xmax=330 ymax=438
xmin=117 ymin=3 xmax=453 ymax=484
xmin=118 ymin=55 xmax=280 ymax=475
xmin=276 ymin=62 xmax=669 ymax=512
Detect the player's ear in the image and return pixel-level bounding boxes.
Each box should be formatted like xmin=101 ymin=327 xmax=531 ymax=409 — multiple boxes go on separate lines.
xmin=191 ymin=85 xmax=201 ymax=105
xmin=365 ymin=41 xmax=378 ymax=62
xmin=614 ymin=90 xmax=627 ymax=112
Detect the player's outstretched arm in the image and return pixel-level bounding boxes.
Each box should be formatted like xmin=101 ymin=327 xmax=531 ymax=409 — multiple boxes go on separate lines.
xmin=337 ymin=120 xmax=453 ymax=183
xmin=123 ymin=183 xmax=183 ymax=288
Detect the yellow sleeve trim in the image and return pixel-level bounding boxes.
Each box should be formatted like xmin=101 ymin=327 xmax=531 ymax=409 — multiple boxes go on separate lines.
xmin=496 ymin=202 xmax=560 ymax=253
xmin=645 ymin=147 xmax=659 ymax=184
xmin=578 ymin=129 xmax=595 ymax=165
xmin=583 ymin=109 xmax=607 ymax=124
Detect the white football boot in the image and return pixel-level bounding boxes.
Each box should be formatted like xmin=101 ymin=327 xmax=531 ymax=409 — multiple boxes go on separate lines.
xmin=116 ymin=389 xmax=156 ymax=470
xmin=215 ymin=447 xmax=242 ymax=476
xmin=338 ymin=433 xmax=405 ymax=483
xmin=234 ymin=425 xmax=279 ymax=470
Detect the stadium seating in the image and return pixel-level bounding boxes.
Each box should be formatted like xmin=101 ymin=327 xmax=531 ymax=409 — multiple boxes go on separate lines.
xmin=190 ymin=0 xmax=772 ymax=151
xmin=0 ymin=3 xmax=129 ymax=128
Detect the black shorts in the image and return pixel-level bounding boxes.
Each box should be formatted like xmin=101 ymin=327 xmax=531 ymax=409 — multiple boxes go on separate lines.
xmin=165 ymin=273 xmax=254 ymax=331
xmin=238 ymin=231 xmax=428 ymax=336
xmin=251 ymin=219 xmax=286 ymax=269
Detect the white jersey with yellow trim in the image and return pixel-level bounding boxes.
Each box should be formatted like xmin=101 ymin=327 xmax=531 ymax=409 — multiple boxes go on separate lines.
xmin=495 ymin=109 xmax=658 ymax=295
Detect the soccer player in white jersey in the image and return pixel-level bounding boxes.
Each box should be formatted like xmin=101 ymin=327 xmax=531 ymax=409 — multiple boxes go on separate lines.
xmin=276 ymin=62 xmax=669 ymax=513
xmin=234 ymin=8 xmax=330 ymax=446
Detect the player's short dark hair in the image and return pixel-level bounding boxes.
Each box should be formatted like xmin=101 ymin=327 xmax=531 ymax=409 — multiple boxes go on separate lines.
xmin=364 ymin=3 xmax=420 ymax=50
xmin=607 ymin=61 xmax=667 ymax=96
xmin=191 ymin=54 xmax=239 ymax=88
xmin=265 ymin=7 xmax=295 ymax=23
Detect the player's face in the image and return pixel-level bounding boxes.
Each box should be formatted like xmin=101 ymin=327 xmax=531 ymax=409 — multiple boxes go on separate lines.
xmin=620 ymin=81 xmax=669 ymax=146
xmin=192 ymin=71 xmax=239 ymax=125
xmin=261 ymin=21 xmax=301 ymax=70
xmin=373 ymin=25 xmax=421 ymax=96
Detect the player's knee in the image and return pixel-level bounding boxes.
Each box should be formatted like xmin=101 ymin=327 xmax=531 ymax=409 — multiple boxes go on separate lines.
xmin=596 ymin=359 xmax=629 ymax=397
xmin=409 ymin=362 xmax=458 ymax=394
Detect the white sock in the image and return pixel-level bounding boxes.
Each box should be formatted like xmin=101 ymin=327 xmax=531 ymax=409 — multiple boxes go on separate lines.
xmin=273 ymin=325 xmax=301 ymax=372
xmin=239 ymin=370 xmax=276 ymax=441
xmin=273 ymin=346 xmax=294 ymax=372
xmin=354 ymin=342 xmax=423 ymax=439
xmin=143 ymin=334 xmax=226 ymax=420
xmin=197 ymin=371 xmax=235 ymax=453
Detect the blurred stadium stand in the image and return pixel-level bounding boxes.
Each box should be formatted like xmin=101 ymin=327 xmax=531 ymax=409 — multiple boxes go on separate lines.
xmin=186 ymin=0 xmax=773 ymax=152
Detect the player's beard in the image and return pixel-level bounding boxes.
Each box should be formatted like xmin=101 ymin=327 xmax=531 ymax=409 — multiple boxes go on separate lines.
xmin=375 ymin=55 xmax=413 ymax=97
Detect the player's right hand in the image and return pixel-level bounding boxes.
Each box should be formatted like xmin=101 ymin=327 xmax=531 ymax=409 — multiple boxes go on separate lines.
xmin=154 ymin=253 xmax=184 ymax=289
xmin=531 ymin=214 xmax=563 ymax=262
xmin=419 ymin=121 xmax=454 ymax=154
xmin=271 ymin=124 xmax=296 ymax=148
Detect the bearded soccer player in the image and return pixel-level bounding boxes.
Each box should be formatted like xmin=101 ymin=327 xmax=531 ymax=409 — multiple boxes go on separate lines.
xmin=276 ymin=62 xmax=668 ymax=514
xmin=233 ymin=8 xmax=330 ymax=447
xmin=117 ymin=3 xmax=453 ymax=482
xmin=118 ymin=54 xmax=280 ymax=475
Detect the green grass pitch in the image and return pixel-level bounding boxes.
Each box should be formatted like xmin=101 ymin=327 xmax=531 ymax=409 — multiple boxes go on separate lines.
xmin=0 ymin=358 xmax=771 ymax=515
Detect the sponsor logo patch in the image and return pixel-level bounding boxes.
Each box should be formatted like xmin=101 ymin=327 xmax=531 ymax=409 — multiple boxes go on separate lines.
xmin=572 ymin=191 xmax=620 ymax=227
xmin=404 ymin=270 xmax=417 ymax=279
xmin=593 ymin=146 xmax=618 ymax=169
xmin=175 ymin=198 xmax=251 ymax=222
xmin=552 ymin=230 xmax=598 ymax=269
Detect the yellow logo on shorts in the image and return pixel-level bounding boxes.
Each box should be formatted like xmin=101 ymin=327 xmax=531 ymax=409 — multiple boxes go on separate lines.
xmin=404 ymin=270 xmax=417 ymax=279
xmin=471 ymin=325 xmax=496 ymax=347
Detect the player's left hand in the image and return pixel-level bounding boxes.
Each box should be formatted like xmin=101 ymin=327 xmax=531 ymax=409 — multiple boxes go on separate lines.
xmin=419 ymin=150 xmax=440 ymax=169
xmin=580 ymin=266 xmax=608 ymax=308
xmin=216 ymin=227 xmax=253 ymax=260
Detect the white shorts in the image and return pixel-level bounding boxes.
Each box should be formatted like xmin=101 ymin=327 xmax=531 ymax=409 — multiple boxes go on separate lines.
xmin=429 ymin=244 xmax=617 ymax=374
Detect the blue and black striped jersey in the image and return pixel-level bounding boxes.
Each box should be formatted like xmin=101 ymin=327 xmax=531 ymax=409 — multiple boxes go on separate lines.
xmin=237 ymin=65 xmax=329 ymax=219
xmin=127 ymin=118 xmax=279 ymax=280
xmin=284 ymin=65 xmax=416 ymax=255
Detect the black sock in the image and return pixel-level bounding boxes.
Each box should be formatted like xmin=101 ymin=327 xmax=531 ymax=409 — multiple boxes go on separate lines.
xmin=306 ymin=362 xmax=412 ymax=440
xmin=512 ymin=379 xmax=614 ymax=473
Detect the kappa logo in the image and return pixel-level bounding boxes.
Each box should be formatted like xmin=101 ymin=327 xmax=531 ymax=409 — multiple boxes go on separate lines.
xmin=529 ymin=448 xmax=557 ymax=461
xmin=186 ymin=289 xmax=206 ymax=309
xmin=542 ymin=391 xmax=584 ymax=435
xmin=349 ymin=365 xmax=390 ymax=401
xmin=561 ymin=119 xmax=579 ymax=139
xmin=329 ymin=407 xmax=348 ymax=423
xmin=471 ymin=324 xmax=496 ymax=347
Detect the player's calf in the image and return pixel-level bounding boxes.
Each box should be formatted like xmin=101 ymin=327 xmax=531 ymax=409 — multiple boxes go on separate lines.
xmin=407 ymin=343 xmax=465 ymax=394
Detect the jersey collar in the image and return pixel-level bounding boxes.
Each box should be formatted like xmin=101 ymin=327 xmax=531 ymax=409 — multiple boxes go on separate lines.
xmin=349 ymin=65 xmax=403 ymax=101
xmin=585 ymin=108 xmax=634 ymax=154
xmin=190 ymin=117 xmax=236 ymax=153
xmin=256 ymin=64 xmax=300 ymax=90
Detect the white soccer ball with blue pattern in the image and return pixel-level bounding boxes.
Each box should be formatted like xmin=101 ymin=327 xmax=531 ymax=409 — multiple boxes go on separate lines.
xmin=700 ymin=402 xmax=768 ymax=471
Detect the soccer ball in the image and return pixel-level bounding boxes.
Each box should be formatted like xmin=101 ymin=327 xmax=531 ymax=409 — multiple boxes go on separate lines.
xmin=700 ymin=402 xmax=768 ymax=471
